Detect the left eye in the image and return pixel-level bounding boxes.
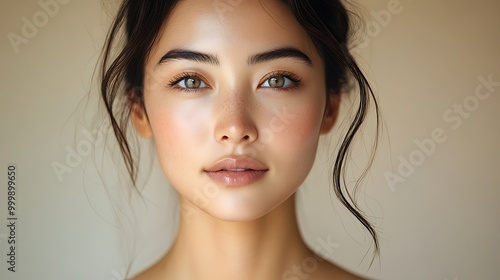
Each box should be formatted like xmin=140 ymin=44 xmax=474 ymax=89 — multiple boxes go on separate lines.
xmin=177 ymin=77 xmax=207 ymax=89
xmin=261 ymin=76 xmax=293 ymax=88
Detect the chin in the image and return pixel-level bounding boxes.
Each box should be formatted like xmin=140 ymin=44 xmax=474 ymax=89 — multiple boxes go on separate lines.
xmin=195 ymin=190 xmax=295 ymax=222
xmin=209 ymin=207 xmax=270 ymax=222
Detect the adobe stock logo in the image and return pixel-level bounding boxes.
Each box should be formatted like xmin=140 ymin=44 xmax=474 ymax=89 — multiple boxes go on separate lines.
xmin=51 ymin=126 xmax=106 ymax=183
xmin=7 ymin=0 xmax=71 ymax=54
xmin=385 ymin=74 xmax=499 ymax=192
xmin=212 ymin=0 xmax=243 ymax=20
xmin=282 ymin=235 xmax=340 ymax=280
xmin=352 ymin=0 xmax=410 ymax=54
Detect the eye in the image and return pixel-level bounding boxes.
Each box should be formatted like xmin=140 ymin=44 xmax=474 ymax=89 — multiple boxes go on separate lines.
xmin=177 ymin=77 xmax=207 ymax=89
xmin=260 ymin=71 xmax=301 ymax=91
xmin=263 ymin=76 xmax=292 ymax=88
xmin=168 ymin=72 xmax=209 ymax=92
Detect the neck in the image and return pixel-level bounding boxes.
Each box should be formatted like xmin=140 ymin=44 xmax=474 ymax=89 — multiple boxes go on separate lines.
xmin=161 ymin=194 xmax=313 ymax=280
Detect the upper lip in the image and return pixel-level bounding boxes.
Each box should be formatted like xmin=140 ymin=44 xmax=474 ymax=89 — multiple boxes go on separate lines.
xmin=205 ymin=156 xmax=268 ymax=172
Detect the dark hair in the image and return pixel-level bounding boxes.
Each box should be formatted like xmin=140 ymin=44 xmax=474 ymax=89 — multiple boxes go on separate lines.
xmin=100 ymin=0 xmax=380 ymax=261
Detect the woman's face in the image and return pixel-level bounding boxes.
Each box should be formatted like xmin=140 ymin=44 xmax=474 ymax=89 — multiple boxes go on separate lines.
xmin=134 ymin=0 xmax=337 ymax=221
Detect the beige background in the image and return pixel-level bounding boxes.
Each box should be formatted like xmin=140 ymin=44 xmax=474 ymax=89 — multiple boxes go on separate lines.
xmin=1 ymin=0 xmax=499 ymax=279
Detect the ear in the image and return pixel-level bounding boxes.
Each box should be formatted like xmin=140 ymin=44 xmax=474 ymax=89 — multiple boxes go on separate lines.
xmin=131 ymin=102 xmax=153 ymax=138
xmin=320 ymin=92 xmax=341 ymax=134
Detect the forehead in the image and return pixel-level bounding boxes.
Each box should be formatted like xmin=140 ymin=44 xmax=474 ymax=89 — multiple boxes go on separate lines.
xmin=146 ymin=0 xmax=321 ymax=67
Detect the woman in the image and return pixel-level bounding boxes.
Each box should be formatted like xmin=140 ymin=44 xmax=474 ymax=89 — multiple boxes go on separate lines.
xmin=100 ymin=0 xmax=380 ymax=279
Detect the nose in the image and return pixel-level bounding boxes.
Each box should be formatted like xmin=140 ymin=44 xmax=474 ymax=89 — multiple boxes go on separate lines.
xmin=214 ymin=91 xmax=258 ymax=145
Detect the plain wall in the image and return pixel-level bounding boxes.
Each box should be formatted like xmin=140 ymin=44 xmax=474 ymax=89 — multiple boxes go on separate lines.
xmin=1 ymin=0 xmax=499 ymax=279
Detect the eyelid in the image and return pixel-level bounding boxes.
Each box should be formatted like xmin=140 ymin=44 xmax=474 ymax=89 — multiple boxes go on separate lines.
xmin=166 ymin=70 xmax=302 ymax=93
xmin=167 ymin=71 xmax=210 ymax=92
xmin=259 ymin=70 xmax=302 ymax=91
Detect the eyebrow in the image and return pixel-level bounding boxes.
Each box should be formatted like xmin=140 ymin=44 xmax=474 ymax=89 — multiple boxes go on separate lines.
xmin=156 ymin=46 xmax=313 ymax=68
xmin=248 ymin=46 xmax=312 ymax=66
xmin=157 ymin=49 xmax=219 ymax=67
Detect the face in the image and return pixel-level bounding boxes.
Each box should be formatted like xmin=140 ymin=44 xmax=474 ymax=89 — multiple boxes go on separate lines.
xmin=133 ymin=0 xmax=339 ymax=221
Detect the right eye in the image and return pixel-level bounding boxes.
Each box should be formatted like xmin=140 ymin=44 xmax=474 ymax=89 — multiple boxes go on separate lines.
xmin=168 ymin=72 xmax=209 ymax=92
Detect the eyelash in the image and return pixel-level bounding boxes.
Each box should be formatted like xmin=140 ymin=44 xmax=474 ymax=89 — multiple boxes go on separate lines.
xmin=260 ymin=70 xmax=302 ymax=92
xmin=167 ymin=71 xmax=207 ymax=93
xmin=166 ymin=70 xmax=302 ymax=93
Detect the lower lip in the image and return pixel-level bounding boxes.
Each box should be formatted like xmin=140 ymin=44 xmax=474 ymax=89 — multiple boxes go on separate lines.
xmin=205 ymin=170 xmax=267 ymax=187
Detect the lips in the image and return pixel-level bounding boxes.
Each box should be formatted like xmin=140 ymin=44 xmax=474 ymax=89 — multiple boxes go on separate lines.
xmin=204 ymin=156 xmax=268 ymax=187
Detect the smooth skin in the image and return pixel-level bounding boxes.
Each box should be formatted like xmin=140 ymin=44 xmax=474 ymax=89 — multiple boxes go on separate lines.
xmin=131 ymin=0 xmax=364 ymax=279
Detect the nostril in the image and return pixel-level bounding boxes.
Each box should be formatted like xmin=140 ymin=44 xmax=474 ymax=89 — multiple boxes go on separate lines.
xmin=216 ymin=121 xmax=258 ymax=144
xmin=220 ymin=134 xmax=251 ymax=142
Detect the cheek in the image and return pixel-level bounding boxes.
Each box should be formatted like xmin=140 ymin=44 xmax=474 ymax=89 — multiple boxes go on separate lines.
xmin=288 ymin=114 xmax=321 ymax=153
xmin=266 ymin=101 xmax=325 ymax=171
xmin=147 ymin=100 xmax=212 ymax=173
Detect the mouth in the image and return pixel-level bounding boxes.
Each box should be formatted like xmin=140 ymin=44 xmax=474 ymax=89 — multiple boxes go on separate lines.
xmin=221 ymin=168 xmax=253 ymax=172
xmin=204 ymin=156 xmax=268 ymax=187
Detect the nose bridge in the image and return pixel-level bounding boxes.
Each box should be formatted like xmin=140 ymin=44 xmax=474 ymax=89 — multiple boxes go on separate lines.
xmin=221 ymin=89 xmax=247 ymax=116
xmin=214 ymin=86 xmax=257 ymax=144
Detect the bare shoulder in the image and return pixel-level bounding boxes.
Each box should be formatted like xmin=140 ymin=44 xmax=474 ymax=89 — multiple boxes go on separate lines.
xmin=314 ymin=260 xmax=370 ymax=280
